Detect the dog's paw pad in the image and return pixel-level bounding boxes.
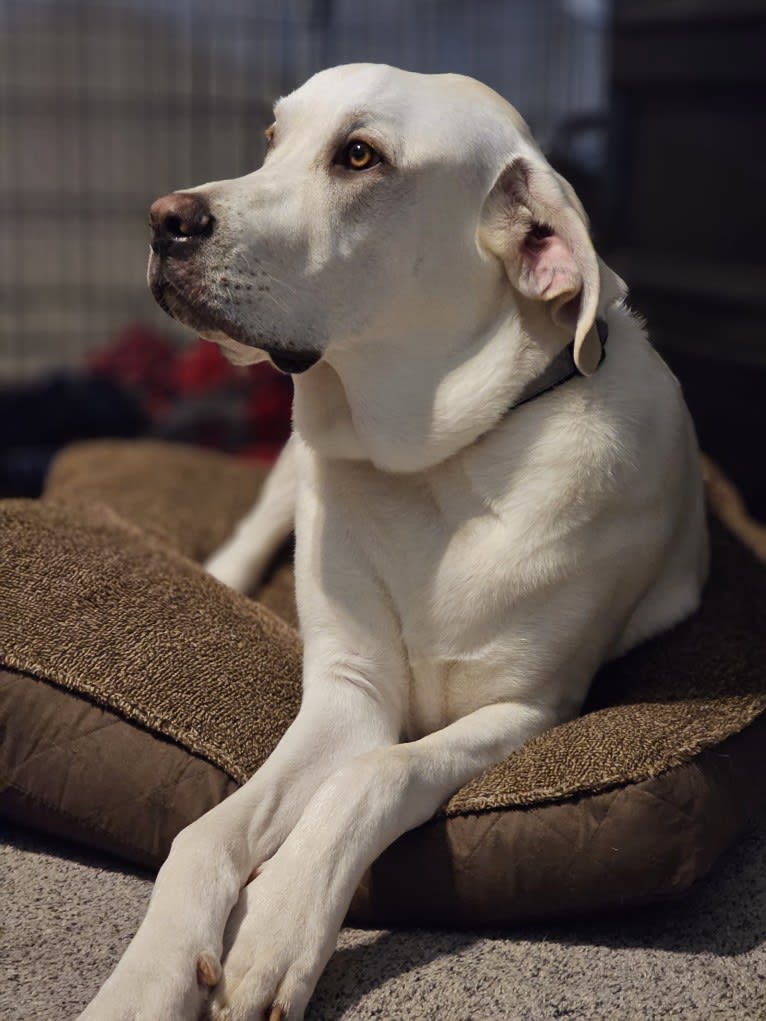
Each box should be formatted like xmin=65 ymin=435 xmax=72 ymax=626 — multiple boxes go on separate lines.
xmin=197 ymin=950 xmax=222 ymax=988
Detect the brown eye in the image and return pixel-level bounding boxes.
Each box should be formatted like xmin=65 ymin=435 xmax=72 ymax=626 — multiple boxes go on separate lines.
xmin=337 ymin=140 xmax=381 ymax=171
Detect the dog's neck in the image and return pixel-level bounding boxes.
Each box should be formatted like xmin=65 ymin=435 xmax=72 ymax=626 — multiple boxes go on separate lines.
xmin=493 ymin=318 xmax=607 ymax=412
xmin=292 ymin=308 xmax=594 ymax=474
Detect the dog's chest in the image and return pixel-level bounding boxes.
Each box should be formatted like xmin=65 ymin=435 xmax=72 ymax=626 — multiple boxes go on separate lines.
xmin=317 ymin=452 xmax=576 ymax=730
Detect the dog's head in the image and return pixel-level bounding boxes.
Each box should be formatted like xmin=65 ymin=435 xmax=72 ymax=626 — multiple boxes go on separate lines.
xmin=149 ymin=64 xmax=625 ymax=467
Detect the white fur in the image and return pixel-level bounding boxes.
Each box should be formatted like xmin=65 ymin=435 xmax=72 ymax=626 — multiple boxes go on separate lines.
xmin=81 ymin=64 xmax=708 ymax=1021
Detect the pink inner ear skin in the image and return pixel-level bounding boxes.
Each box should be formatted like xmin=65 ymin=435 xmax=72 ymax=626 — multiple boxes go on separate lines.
xmin=521 ymin=231 xmax=581 ymax=301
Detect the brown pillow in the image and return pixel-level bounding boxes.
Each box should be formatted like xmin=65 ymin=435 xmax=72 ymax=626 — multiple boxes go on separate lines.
xmin=0 ymin=439 xmax=764 ymax=925
xmin=0 ymin=668 xmax=237 ymax=869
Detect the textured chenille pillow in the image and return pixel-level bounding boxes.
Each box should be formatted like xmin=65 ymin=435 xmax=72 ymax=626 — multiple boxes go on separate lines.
xmin=0 ymin=440 xmax=764 ymax=924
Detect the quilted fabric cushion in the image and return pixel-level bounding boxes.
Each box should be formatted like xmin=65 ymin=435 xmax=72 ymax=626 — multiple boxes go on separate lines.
xmin=0 ymin=439 xmax=764 ymax=924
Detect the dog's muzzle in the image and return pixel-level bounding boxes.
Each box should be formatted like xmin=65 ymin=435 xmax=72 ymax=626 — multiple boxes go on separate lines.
xmin=147 ymin=192 xmax=321 ymax=375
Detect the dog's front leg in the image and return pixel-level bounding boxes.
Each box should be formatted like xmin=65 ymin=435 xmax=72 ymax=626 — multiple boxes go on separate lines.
xmin=78 ymin=678 xmax=397 ymax=1021
xmin=205 ymin=434 xmax=297 ymax=593
xmin=209 ymin=699 xmax=556 ymax=1021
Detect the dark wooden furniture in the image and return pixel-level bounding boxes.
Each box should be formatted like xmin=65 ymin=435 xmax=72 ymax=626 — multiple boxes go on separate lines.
xmin=608 ymin=1 xmax=766 ymax=515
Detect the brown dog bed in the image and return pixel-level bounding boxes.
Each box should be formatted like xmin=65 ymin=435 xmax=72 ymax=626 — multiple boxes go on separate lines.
xmin=1 ymin=440 xmax=764 ymax=925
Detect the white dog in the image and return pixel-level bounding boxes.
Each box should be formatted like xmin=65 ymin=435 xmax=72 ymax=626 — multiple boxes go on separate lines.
xmin=82 ymin=64 xmax=708 ymax=1021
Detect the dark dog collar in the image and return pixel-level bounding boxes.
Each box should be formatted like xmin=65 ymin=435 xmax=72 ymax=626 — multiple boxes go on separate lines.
xmin=510 ymin=317 xmax=609 ymax=412
xmin=467 ymin=318 xmax=609 ymax=452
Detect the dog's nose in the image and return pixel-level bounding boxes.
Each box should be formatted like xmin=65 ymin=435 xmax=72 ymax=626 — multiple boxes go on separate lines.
xmin=149 ymin=192 xmax=215 ymax=256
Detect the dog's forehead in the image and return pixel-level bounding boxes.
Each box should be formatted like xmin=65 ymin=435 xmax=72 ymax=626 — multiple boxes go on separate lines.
xmin=275 ymin=63 xmax=533 ymax=158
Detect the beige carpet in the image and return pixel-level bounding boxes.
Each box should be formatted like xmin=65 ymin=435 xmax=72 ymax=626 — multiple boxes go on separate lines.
xmin=2 ymin=819 xmax=764 ymax=1021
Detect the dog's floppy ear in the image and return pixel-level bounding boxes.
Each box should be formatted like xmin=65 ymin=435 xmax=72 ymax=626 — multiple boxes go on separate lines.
xmin=481 ymin=157 xmax=626 ymax=374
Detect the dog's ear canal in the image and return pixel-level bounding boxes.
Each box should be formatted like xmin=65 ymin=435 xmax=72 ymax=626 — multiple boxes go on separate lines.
xmin=481 ymin=157 xmax=626 ymax=375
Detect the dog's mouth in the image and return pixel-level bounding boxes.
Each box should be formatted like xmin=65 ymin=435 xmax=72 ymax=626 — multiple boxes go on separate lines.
xmin=149 ymin=262 xmax=321 ymax=375
xmin=149 ymin=264 xmax=224 ymax=337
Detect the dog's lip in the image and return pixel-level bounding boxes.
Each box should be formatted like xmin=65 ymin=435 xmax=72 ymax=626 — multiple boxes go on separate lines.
xmin=150 ymin=268 xmax=322 ymax=373
xmin=152 ymin=277 xmax=206 ymax=327
xmin=150 ymin=269 xmax=237 ymax=339
xmin=152 ymin=280 xmax=175 ymax=319
xmin=268 ymin=350 xmax=321 ymax=374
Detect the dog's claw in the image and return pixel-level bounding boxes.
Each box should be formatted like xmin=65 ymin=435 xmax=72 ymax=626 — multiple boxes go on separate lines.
xmin=268 ymin=1006 xmax=284 ymax=1021
xmin=196 ymin=951 xmax=222 ymax=988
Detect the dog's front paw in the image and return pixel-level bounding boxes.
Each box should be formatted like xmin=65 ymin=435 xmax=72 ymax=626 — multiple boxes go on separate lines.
xmin=79 ymin=942 xmax=221 ymax=1021
xmin=204 ymin=544 xmax=262 ymax=594
xmin=207 ymin=859 xmax=339 ymax=1021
